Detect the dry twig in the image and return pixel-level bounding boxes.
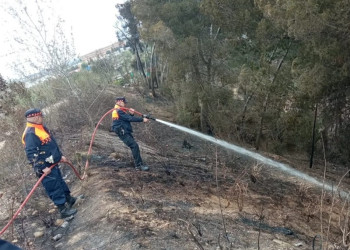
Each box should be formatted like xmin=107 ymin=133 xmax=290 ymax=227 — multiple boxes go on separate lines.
xmin=178 ymin=219 xmax=204 ymax=250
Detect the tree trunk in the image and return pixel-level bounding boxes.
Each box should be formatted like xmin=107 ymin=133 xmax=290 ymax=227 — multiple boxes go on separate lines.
xmin=255 ymin=93 xmax=269 ymax=150
xmin=198 ymin=97 xmax=209 ymax=133
xmin=150 ymin=43 xmax=156 ymax=97
xmin=309 ymin=103 xmax=318 ymax=168
xmin=159 ymin=60 xmax=167 ymax=87
xmin=240 ymin=94 xmax=253 ymax=142
xmin=255 ymin=41 xmax=291 ymax=150
xmin=135 ymin=45 xmax=147 ymax=79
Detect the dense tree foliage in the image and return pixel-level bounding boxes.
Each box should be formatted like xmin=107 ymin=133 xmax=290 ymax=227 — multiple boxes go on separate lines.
xmin=121 ymin=0 xmax=349 ymax=164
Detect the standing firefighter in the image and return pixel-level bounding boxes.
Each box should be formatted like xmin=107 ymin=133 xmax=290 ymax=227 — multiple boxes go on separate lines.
xmin=111 ymin=97 xmax=150 ymax=171
xmin=22 ymin=108 xmax=77 ymax=218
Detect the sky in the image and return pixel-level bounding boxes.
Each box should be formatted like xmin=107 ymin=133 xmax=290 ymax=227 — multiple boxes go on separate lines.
xmin=0 ymin=0 xmax=125 ymax=80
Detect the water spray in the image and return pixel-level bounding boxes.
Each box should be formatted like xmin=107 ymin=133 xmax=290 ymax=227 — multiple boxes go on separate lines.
xmin=123 ymin=111 xmax=347 ymax=197
xmin=156 ymin=119 xmax=349 ymax=198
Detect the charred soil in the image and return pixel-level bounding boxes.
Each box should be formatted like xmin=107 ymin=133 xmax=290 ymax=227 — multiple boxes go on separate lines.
xmin=1 ymin=98 xmax=350 ymax=250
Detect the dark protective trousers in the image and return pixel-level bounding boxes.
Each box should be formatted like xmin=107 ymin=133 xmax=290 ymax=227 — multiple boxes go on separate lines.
xmin=41 ymin=166 xmax=70 ymax=206
xmin=0 ymin=239 xmax=22 ymax=250
xmin=118 ymin=133 xmax=143 ymax=167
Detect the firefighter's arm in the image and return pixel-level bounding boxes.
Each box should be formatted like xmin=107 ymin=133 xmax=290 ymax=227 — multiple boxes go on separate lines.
xmin=118 ymin=109 xmax=143 ymax=122
xmin=24 ymin=133 xmax=45 ymax=174
xmin=128 ymin=108 xmax=135 ymax=115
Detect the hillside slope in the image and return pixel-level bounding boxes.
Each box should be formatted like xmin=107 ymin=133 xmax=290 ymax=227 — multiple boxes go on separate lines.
xmin=46 ymin=127 xmax=312 ymax=250
xmin=1 ymin=97 xmax=349 ymax=249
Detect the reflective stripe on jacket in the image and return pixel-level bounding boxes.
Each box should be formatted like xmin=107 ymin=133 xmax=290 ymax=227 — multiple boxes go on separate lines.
xmin=112 ymin=104 xmax=120 ymax=120
xmin=22 ymin=122 xmax=50 ymax=145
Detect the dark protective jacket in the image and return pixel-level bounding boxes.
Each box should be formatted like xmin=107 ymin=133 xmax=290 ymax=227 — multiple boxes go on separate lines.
xmin=111 ymin=104 xmax=143 ymax=135
xmin=22 ymin=122 xmax=62 ymax=173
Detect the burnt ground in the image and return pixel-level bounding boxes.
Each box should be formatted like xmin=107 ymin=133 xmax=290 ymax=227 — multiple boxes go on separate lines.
xmin=1 ymin=99 xmax=350 ymax=250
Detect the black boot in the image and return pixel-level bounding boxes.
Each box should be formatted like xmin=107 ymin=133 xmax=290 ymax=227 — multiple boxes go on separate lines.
xmin=57 ymin=204 xmax=77 ymax=218
xmin=65 ymin=194 xmax=77 ymax=209
xmin=135 ymin=164 xmax=149 ymax=171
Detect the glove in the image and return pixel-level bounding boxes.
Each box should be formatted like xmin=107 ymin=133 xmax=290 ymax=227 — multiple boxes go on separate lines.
xmin=34 ymin=166 xmax=44 ymax=178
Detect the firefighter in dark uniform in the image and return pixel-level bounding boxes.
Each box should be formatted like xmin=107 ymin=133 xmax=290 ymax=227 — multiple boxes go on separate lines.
xmin=21 ymin=108 xmax=77 ymax=218
xmin=111 ymin=97 xmax=150 ymax=171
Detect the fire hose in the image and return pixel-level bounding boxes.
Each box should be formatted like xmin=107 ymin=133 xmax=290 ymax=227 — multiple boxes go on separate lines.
xmin=0 ymin=161 xmax=81 ymax=236
xmin=0 ymin=107 xmax=155 ymax=236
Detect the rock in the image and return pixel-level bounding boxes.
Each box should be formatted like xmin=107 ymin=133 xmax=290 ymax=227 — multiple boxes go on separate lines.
xmin=64 ymin=215 xmax=75 ymax=221
xmin=55 ymin=243 xmax=64 ymax=248
xmin=34 ymin=231 xmax=44 ymax=238
xmin=52 ymin=234 xmax=62 ymax=241
xmin=109 ymin=152 xmax=118 ymax=159
xmin=61 ymin=221 xmax=69 ymax=228
xmin=55 ymin=219 xmax=64 ymax=226
xmin=32 ymin=210 xmax=38 ymax=216
xmin=49 ymin=208 xmax=56 ymax=214
xmin=294 ymin=242 xmax=303 ymax=247
xmin=272 ymin=239 xmax=293 ymax=247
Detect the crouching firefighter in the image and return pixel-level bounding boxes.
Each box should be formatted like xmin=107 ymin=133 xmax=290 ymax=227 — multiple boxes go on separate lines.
xmin=111 ymin=97 xmax=150 ymax=171
xmin=22 ymin=108 xmax=77 ymax=218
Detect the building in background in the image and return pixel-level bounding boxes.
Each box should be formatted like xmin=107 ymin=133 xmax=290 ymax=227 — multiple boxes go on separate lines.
xmin=80 ymin=41 xmax=125 ymax=63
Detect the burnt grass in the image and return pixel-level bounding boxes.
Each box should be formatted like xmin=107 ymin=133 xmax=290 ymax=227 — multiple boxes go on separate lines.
xmin=2 ymin=112 xmax=350 ymax=250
